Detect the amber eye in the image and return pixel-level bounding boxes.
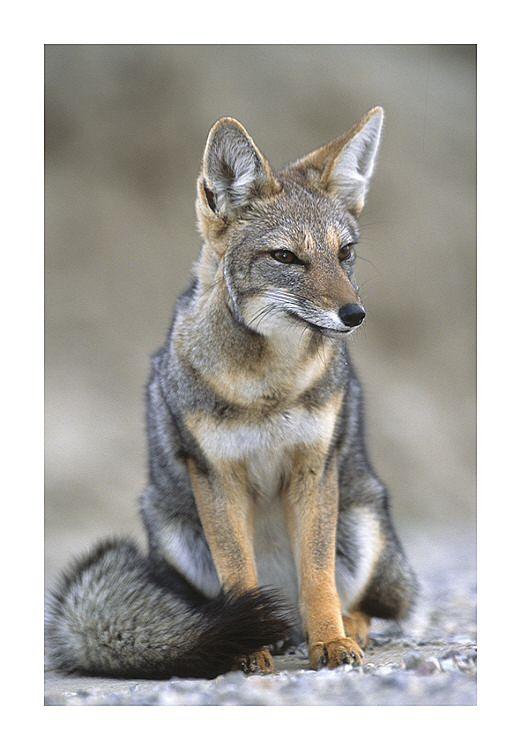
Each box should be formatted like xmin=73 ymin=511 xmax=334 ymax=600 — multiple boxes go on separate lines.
xmin=270 ymin=249 xmax=300 ymax=264
xmin=338 ymin=244 xmax=353 ymax=261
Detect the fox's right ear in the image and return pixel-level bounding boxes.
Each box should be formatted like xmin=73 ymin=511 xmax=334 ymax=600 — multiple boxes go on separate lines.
xmin=197 ymin=118 xmax=280 ymax=223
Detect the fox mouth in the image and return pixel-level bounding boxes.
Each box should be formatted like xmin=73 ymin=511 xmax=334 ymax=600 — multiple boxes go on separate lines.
xmin=242 ymin=295 xmax=362 ymax=340
xmin=304 ymin=320 xmax=354 ymax=338
xmin=287 ymin=312 xmax=356 ymax=339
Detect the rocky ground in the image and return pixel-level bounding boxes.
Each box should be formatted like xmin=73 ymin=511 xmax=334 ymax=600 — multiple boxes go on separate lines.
xmin=44 ymin=525 xmax=476 ymax=706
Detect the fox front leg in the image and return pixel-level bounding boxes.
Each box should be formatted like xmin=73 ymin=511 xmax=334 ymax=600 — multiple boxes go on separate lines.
xmin=187 ymin=459 xmax=274 ymax=674
xmin=283 ymin=450 xmax=364 ymax=669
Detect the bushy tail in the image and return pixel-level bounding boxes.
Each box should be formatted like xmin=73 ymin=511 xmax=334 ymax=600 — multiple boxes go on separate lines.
xmin=45 ymin=539 xmax=292 ymax=680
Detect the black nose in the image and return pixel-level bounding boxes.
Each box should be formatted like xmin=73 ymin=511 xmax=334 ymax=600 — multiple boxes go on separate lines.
xmin=338 ymin=303 xmax=365 ymax=328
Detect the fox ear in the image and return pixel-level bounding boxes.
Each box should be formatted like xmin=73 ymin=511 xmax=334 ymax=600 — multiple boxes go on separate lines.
xmin=325 ymin=107 xmax=383 ymax=216
xmin=291 ymin=107 xmax=384 ymax=217
xmin=198 ymin=117 xmax=280 ymax=221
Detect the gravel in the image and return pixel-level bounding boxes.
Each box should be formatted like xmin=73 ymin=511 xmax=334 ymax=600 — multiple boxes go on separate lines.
xmin=44 ymin=525 xmax=476 ymax=706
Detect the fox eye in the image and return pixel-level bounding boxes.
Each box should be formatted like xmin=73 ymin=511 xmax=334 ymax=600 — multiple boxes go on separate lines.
xmin=270 ymin=249 xmax=300 ymax=264
xmin=338 ymin=244 xmax=354 ymax=261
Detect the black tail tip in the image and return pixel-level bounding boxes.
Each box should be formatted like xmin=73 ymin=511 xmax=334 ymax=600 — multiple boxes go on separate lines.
xmin=174 ymin=585 xmax=296 ymax=679
xmin=213 ymin=585 xmax=296 ymax=643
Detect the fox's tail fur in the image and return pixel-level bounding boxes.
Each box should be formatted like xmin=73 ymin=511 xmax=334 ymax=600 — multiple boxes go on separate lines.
xmin=45 ymin=539 xmax=292 ymax=679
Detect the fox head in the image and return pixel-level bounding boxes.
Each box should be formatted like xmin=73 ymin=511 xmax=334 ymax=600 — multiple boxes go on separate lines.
xmin=195 ymin=108 xmax=383 ymax=339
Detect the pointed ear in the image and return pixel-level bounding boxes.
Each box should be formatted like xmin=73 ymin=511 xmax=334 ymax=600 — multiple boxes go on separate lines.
xmin=291 ymin=107 xmax=384 ymax=217
xmin=197 ymin=117 xmax=280 ymax=221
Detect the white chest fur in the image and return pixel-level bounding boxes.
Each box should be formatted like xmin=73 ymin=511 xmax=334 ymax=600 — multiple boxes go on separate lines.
xmin=194 ymin=402 xmax=338 ymax=467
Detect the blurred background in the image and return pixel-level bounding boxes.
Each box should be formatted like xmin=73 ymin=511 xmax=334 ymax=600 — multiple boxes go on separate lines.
xmin=44 ymin=44 xmax=476 ymax=588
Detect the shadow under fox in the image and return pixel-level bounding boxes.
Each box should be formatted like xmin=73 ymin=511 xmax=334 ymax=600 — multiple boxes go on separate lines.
xmin=46 ymin=108 xmax=417 ymax=679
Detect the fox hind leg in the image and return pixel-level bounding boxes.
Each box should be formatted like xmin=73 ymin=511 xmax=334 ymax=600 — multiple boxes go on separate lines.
xmin=357 ymin=537 xmax=417 ymax=621
xmin=336 ymin=505 xmax=417 ymax=646
xmin=342 ymin=611 xmax=371 ymax=647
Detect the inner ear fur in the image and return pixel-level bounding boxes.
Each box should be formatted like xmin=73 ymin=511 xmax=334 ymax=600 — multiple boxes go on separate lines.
xmin=197 ymin=117 xmax=280 ymax=222
xmin=285 ymin=107 xmax=384 ymax=217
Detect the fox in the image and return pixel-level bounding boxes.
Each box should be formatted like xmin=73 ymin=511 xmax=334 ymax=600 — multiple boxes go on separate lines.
xmin=46 ymin=107 xmax=417 ymax=680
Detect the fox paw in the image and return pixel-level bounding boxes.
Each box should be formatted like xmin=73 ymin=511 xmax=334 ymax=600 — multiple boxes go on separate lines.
xmin=235 ymin=647 xmax=274 ymax=675
xmin=309 ymin=637 xmax=364 ymax=670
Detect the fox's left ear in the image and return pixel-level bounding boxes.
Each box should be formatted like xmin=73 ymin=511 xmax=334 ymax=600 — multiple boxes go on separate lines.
xmin=292 ymin=107 xmax=384 ymax=217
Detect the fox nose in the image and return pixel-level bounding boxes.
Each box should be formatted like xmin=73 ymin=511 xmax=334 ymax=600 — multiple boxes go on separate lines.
xmin=338 ymin=303 xmax=366 ymax=328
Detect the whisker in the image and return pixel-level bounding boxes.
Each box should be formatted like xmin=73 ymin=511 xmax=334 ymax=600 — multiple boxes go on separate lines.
xmin=356 ymin=254 xmax=383 ymax=277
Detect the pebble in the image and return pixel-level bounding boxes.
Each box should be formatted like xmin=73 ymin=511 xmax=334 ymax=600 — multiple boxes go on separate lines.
xmin=416 ymin=656 xmax=441 ymax=675
xmin=404 ymin=650 xmax=423 ymax=669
